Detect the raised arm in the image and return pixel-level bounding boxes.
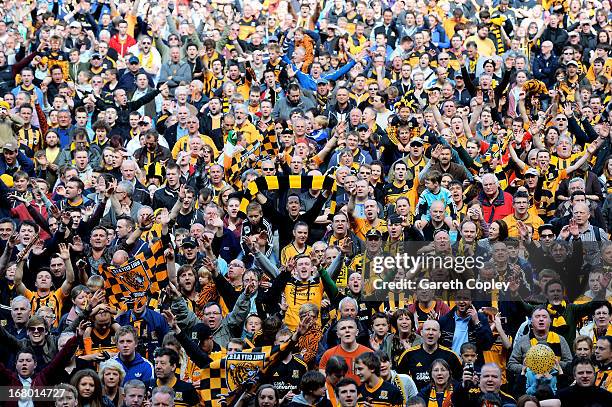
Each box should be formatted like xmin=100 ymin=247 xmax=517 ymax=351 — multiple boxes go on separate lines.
xmin=58 ymin=243 xmax=75 ymax=296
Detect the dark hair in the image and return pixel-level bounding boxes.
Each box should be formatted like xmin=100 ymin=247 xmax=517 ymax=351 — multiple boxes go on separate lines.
xmin=544 ymin=278 xmax=564 ymax=293
xmin=335 ymin=377 xmax=358 ymax=393
xmin=517 ymin=395 xmax=540 ymax=407
xmin=71 ymin=369 xmax=105 ymax=407
xmin=491 ymin=219 xmax=509 ymax=241
xmin=325 ymin=355 xmax=349 ymax=376
xmin=407 ymin=396 xmax=427 ymax=407
xmin=572 ymin=357 xmax=595 ymax=375
xmin=300 ymin=371 xmax=326 ymax=395
xmin=429 ymin=358 xmax=452 ymax=386
xmin=254 ymin=385 xmax=279 ymax=407
xmin=355 ymin=352 xmax=381 ymax=376
xmin=460 ymin=342 xmax=477 ymax=355
xmin=153 ymin=348 xmax=179 ymax=366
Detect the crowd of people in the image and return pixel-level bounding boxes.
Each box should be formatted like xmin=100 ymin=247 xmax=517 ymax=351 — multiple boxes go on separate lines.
xmin=1 ymin=0 xmax=612 ymax=406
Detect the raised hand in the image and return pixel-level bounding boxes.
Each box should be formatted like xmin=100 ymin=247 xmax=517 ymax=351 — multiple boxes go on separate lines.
xmin=7 ymin=232 xmax=19 ymax=248
xmin=162 ymin=309 xmax=179 ymax=331
xmin=70 ymin=235 xmax=84 ymax=252
xmin=58 ymin=243 xmax=70 ymax=260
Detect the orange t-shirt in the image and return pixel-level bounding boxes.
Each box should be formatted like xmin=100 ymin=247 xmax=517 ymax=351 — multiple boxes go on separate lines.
xmin=319 ymin=344 xmax=373 ymax=384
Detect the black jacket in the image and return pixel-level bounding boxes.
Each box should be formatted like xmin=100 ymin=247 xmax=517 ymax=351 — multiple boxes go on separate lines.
xmin=94 ymin=89 xmax=160 ymax=136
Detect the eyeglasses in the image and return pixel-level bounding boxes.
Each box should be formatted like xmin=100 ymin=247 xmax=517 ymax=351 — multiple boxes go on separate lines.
xmin=28 ymin=326 xmax=45 ymax=333
xmin=262 ymin=167 xmax=275 ymax=171
xmin=540 ymin=233 xmax=555 ymax=239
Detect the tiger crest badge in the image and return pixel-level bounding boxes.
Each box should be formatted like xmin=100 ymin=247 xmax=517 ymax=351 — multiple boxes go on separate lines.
xmin=225 ymin=352 xmax=266 ymax=391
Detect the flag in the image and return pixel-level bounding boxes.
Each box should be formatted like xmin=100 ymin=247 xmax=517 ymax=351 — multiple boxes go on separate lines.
xmin=225 ymin=142 xmax=261 ymax=189
xmin=101 ymin=239 xmax=168 ymax=310
xmin=260 ymin=125 xmax=278 ymax=159
xmin=195 ymin=343 xmax=290 ymax=407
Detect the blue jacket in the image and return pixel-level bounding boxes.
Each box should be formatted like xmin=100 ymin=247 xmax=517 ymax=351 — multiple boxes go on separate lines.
xmin=115 ymin=353 xmax=154 ymax=384
xmin=439 ymin=308 xmax=494 ymax=355
xmin=291 ymin=58 xmax=358 ymax=92
xmin=0 ymin=151 xmax=34 ymax=177
xmin=116 ymin=308 xmax=170 ymax=360
xmin=431 ymin=25 xmax=450 ymax=49
xmin=532 ymin=53 xmax=559 ymax=88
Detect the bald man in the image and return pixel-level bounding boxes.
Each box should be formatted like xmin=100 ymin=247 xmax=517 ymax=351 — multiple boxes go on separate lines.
xmin=396 ymin=319 xmax=463 ymax=389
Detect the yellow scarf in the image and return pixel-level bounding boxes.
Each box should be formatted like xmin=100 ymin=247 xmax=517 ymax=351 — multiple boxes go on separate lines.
xmin=593 ymin=324 xmax=612 ymax=344
xmin=530 ymin=331 xmax=562 ymax=358
xmin=427 ymin=385 xmax=453 ymax=407
xmin=546 ymin=301 xmax=568 ymax=329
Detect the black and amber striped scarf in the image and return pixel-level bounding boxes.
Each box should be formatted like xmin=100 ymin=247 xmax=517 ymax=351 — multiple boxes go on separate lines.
xmin=427 ymin=385 xmax=453 ymax=407
xmin=239 ymin=175 xmax=338 ymax=218
xmin=546 ymin=301 xmax=568 ymax=333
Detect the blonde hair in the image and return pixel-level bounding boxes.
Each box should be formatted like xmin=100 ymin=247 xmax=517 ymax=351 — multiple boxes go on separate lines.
xmin=99 ymin=359 xmax=127 ymax=383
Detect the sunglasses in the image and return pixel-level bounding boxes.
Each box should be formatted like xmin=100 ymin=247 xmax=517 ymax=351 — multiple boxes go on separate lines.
xmin=540 ymin=233 xmax=555 ymax=238
xmin=28 ymin=326 xmax=45 ymax=333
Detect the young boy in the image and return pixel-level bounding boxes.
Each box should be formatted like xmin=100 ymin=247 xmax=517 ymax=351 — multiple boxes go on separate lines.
xmin=355 ymin=352 xmax=403 ymax=407
xmin=416 ymin=171 xmax=455 ymax=221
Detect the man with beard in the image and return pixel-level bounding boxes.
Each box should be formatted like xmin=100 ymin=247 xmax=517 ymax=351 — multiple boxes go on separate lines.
xmin=273 ymin=83 xmax=316 ymax=121
xmin=134 ymin=130 xmax=172 ymax=171
xmin=396 ymin=319 xmax=463 ymax=390
xmin=438 ymin=289 xmax=494 ymax=356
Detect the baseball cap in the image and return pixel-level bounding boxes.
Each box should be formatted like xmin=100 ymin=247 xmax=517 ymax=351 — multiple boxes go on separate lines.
xmin=91 ymin=53 xmax=101 ymax=59
xmin=267 ymin=35 xmax=279 ymax=43
xmin=567 ymin=60 xmax=579 ymax=67
xmin=388 ymin=215 xmax=403 ymax=225
xmin=356 ymin=124 xmax=369 ymax=131
xmin=569 ymin=31 xmax=579 ymax=37
xmin=182 ymin=237 xmax=197 ymax=248
xmin=69 ymin=21 xmax=82 ymax=28
xmin=366 ymin=229 xmax=383 ymax=239
xmin=525 ymin=168 xmax=539 ymax=177
xmin=454 ymin=71 xmax=463 ymax=79
xmin=190 ymin=323 xmax=213 ymax=341
xmin=128 ymin=55 xmax=140 ymax=65
xmin=409 ymin=137 xmax=425 ymax=146
xmin=0 ymin=101 xmax=9 ymax=111
xmin=3 ymin=142 xmax=18 ymax=152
